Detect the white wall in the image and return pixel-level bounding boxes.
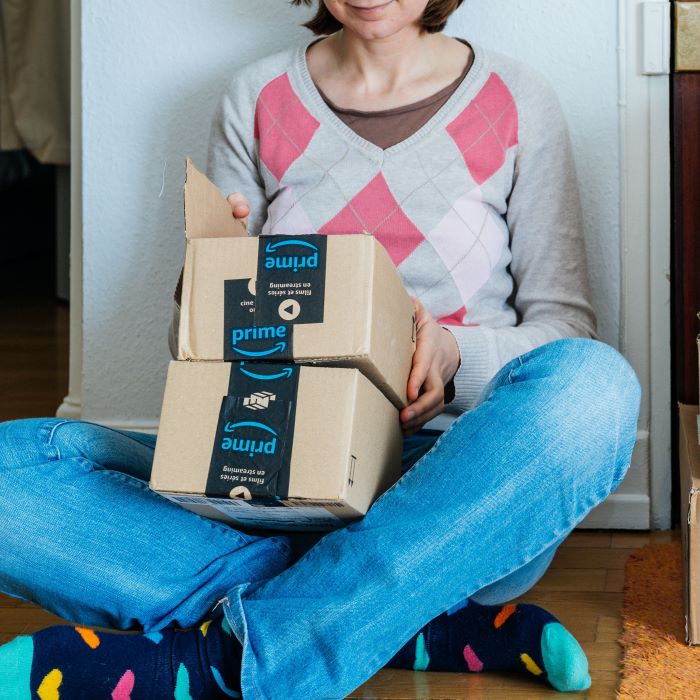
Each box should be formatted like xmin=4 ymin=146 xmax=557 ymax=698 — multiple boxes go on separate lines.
xmin=81 ymin=0 xmax=621 ymax=423
xmin=81 ymin=1 xmax=314 ymax=423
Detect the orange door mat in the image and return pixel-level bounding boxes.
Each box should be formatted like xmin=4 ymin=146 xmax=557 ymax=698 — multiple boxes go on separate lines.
xmin=619 ymin=542 xmax=700 ymax=698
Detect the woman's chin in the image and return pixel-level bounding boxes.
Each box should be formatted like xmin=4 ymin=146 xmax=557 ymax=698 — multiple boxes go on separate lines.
xmin=341 ymin=19 xmax=421 ymax=42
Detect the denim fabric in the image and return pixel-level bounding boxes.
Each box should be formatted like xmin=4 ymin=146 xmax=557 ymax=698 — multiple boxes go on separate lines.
xmin=0 ymin=420 xmax=294 ymax=631
xmin=0 ymin=338 xmax=640 ymax=698
xmin=218 ymin=339 xmax=641 ymax=699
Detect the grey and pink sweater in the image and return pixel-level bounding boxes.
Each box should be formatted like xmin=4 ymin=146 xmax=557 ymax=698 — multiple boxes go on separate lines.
xmin=172 ymin=37 xmax=597 ymax=426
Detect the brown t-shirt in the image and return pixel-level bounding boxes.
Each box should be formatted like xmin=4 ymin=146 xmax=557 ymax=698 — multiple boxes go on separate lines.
xmin=315 ymin=41 xmax=475 ymax=150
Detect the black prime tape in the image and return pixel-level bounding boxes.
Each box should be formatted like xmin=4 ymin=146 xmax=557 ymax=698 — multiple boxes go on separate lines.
xmin=255 ymin=234 xmax=327 ymax=326
xmin=222 ymin=235 xmax=327 ymax=361
xmin=223 ymin=278 xmax=294 ymax=361
xmin=206 ymin=362 xmax=300 ymax=499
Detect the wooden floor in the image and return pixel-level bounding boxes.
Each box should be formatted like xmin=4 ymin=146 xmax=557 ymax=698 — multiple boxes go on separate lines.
xmin=0 ymin=269 xmax=69 ymax=423
xmin=0 ymin=290 xmax=677 ymax=698
xmin=0 ymin=531 xmax=678 ymax=698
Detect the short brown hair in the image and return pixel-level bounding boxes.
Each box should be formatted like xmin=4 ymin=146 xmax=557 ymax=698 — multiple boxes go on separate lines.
xmin=290 ymin=0 xmax=465 ymax=35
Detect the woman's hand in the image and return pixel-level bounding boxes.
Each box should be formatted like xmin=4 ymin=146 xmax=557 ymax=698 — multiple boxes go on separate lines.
xmin=400 ymin=298 xmax=461 ymax=436
xmin=227 ymin=192 xmax=250 ymax=228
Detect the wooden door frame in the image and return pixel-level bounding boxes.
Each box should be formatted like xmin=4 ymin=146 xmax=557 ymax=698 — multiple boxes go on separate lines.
xmin=56 ymin=0 xmax=82 ymax=423
xmin=671 ymin=1 xmax=700 ymax=525
xmin=582 ymin=0 xmax=671 ymax=530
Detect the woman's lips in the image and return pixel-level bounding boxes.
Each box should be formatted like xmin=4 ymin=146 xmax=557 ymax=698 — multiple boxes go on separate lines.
xmin=348 ymin=0 xmax=394 ymax=16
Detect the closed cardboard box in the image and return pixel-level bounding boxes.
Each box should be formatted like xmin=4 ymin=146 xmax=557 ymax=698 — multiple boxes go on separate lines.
xmin=178 ymin=161 xmax=415 ymax=409
xmin=150 ymin=361 xmax=403 ymax=531
xmin=679 ymin=403 xmax=700 ymax=644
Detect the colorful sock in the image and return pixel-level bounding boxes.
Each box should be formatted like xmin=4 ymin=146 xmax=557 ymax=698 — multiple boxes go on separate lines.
xmin=0 ymin=614 xmax=241 ymax=699
xmin=387 ymin=599 xmax=591 ymax=692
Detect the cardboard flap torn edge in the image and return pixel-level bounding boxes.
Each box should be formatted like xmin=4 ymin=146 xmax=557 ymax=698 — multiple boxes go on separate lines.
xmin=184 ymin=159 xmax=247 ymax=240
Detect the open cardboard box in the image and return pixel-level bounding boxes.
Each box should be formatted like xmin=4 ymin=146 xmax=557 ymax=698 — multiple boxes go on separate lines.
xmin=150 ymin=361 xmax=403 ymax=531
xmin=178 ymin=160 xmax=416 ymax=410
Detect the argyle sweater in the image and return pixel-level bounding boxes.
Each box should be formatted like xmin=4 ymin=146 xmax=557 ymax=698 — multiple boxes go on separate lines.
xmin=170 ymin=37 xmax=597 ymax=423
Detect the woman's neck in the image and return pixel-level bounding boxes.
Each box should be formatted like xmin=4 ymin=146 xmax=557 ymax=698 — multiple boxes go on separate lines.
xmin=330 ymin=28 xmax=439 ymax=94
xmin=307 ymin=30 xmax=470 ymax=110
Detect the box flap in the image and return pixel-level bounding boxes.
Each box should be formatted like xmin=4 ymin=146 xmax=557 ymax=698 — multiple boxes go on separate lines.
xmin=184 ymin=159 xmax=247 ymax=240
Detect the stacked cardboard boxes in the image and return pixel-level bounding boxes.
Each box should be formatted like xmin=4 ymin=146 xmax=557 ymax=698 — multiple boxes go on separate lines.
xmin=149 ymin=162 xmax=416 ymax=531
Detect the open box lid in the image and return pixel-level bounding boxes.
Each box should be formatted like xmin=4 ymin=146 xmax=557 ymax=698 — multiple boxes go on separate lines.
xmin=184 ymin=158 xmax=247 ymax=240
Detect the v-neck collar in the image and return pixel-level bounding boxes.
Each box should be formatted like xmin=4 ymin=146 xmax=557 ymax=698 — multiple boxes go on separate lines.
xmin=292 ymin=35 xmax=486 ymax=160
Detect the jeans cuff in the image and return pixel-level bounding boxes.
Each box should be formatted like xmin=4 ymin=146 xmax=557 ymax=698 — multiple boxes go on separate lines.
xmin=223 ymin=582 xmax=263 ymax=700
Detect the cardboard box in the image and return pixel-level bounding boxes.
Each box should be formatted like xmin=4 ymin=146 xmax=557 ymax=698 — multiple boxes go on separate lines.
xmin=679 ymin=403 xmax=700 ymax=644
xmin=178 ymin=161 xmax=416 ymax=409
xmin=150 ymin=360 xmax=403 ymax=531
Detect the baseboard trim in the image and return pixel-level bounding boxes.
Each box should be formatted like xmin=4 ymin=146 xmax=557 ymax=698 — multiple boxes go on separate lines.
xmin=578 ymin=493 xmax=650 ymax=529
xmin=52 ymin=410 xmax=160 ymax=435
xmin=95 ymin=419 xmax=159 ymax=435
xmin=56 ymin=394 xmax=81 ymax=419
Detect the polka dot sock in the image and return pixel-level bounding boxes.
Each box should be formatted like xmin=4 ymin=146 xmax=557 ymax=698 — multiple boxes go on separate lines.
xmin=0 ymin=614 xmax=241 ymax=699
xmin=387 ymin=600 xmax=591 ymax=692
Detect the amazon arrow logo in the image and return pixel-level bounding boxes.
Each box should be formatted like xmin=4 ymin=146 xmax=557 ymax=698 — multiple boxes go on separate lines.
xmin=263 ymin=238 xmax=319 ymax=273
xmin=238 ymin=364 xmax=294 ymax=381
xmin=264 ymin=239 xmax=319 ymax=254
xmin=231 ymin=341 xmax=286 ymax=358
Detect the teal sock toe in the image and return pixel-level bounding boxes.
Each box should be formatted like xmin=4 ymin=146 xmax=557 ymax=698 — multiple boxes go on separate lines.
xmin=541 ymin=622 xmax=591 ymax=692
xmin=0 ymin=635 xmax=33 ymax=700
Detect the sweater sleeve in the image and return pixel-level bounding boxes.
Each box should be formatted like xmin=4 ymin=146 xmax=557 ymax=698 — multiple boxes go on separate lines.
xmin=206 ymin=70 xmax=270 ymax=236
xmin=443 ymin=74 xmax=598 ymax=414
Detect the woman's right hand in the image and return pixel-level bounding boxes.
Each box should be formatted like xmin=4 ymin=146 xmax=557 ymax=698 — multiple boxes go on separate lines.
xmin=227 ymin=192 xmax=250 ymax=229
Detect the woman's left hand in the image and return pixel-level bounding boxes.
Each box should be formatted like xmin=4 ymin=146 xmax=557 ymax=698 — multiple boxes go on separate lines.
xmin=400 ymin=297 xmax=461 ymax=436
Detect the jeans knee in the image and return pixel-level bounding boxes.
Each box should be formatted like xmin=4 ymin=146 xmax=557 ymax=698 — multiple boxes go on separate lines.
xmin=0 ymin=418 xmax=68 ymax=471
xmin=573 ymin=340 xmax=640 ymax=433
xmin=531 ymin=338 xmax=641 ymax=430
xmin=45 ymin=419 xmax=102 ymax=457
xmin=515 ymin=339 xmax=641 ymax=492
xmin=569 ymin=341 xmax=641 ymax=488
xmin=0 ymin=418 xmax=122 ymax=475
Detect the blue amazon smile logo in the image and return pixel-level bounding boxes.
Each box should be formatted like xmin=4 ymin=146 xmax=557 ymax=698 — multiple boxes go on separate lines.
xmin=238 ymin=364 xmax=294 ymax=381
xmin=264 ymin=238 xmax=319 ymax=273
xmin=231 ymin=325 xmax=287 ymax=357
xmin=221 ymin=421 xmax=278 ymax=457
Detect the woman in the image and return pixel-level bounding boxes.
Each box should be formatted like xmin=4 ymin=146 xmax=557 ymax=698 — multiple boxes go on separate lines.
xmin=0 ymin=1 xmax=640 ymax=698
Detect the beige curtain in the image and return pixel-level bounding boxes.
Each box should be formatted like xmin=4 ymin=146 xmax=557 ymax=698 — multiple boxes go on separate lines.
xmin=0 ymin=0 xmax=70 ymax=165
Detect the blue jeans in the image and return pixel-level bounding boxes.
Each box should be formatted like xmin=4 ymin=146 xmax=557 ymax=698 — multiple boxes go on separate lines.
xmin=0 ymin=338 xmax=640 ymax=698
